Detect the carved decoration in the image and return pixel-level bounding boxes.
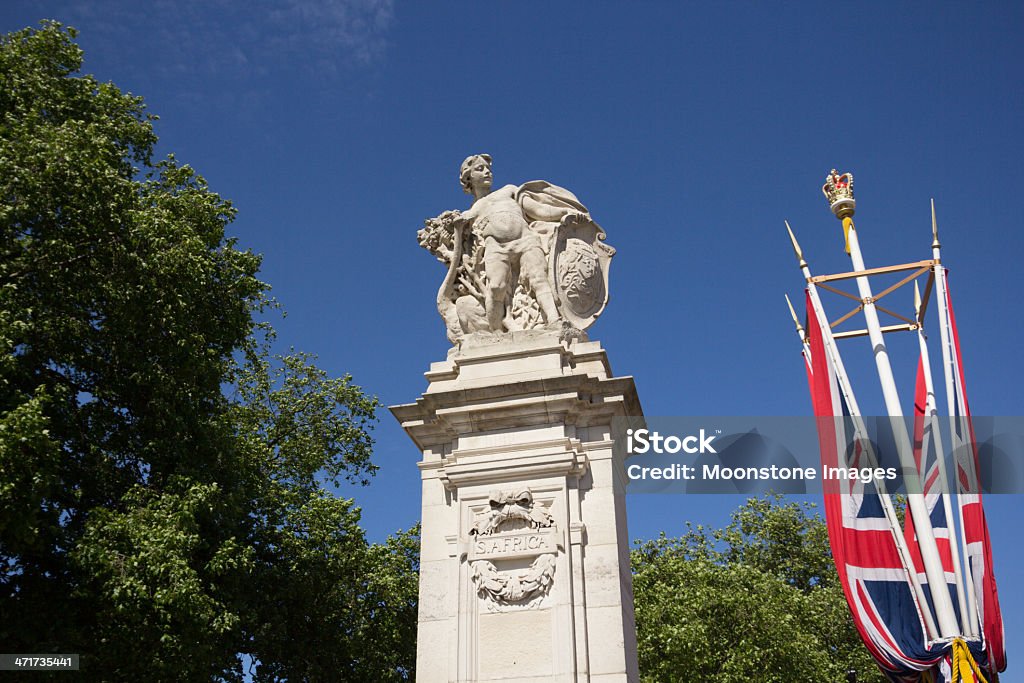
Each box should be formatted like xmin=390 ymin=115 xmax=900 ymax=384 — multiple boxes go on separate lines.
xmin=550 ymin=218 xmax=615 ymax=330
xmin=471 ymin=555 xmax=557 ymax=610
xmin=466 ymin=487 xmax=558 ymax=610
xmin=469 ymin=488 xmax=554 ymax=537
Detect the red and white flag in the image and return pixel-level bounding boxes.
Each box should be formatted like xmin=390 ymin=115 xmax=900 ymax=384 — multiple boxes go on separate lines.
xmin=805 ymin=292 xmax=946 ymax=680
xmin=944 ymin=272 xmax=1006 ymax=674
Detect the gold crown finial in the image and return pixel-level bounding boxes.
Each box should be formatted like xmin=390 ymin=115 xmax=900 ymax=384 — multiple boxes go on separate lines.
xmin=823 ymin=169 xmax=855 ymax=219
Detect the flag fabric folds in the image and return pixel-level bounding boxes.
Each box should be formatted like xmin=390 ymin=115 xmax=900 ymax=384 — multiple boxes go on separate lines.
xmin=902 ymin=356 xmax=958 ymax=626
xmin=803 ymin=277 xmax=1007 ymax=682
xmin=805 ymin=292 xmax=947 ymax=681
xmin=944 ymin=273 xmax=1006 ymax=674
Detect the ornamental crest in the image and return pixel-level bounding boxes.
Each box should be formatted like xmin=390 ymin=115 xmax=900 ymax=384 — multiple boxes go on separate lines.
xmin=550 ymin=216 xmax=615 ymax=330
xmin=467 ymin=487 xmax=559 ymax=611
xmin=469 ymin=488 xmax=554 ymax=536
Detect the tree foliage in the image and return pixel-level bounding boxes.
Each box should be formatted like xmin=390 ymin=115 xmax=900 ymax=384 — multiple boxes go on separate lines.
xmin=1 ymin=22 xmax=416 ymax=681
xmin=632 ymin=497 xmax=885 ymax=683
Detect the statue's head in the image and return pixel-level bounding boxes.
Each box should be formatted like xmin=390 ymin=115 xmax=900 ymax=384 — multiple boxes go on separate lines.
xmin=460 ymin=153 xmax=492 ymax=195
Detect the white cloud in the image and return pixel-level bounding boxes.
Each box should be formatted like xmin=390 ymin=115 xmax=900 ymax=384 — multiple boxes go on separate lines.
xmin=49 ymin=0 xmax=395 ymax=81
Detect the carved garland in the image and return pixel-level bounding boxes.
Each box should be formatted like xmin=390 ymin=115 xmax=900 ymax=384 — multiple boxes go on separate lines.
xmin=471 ymin=555 xmax=556 ymax=608
xmin=468 ymin=488 xmax=557 ymax=609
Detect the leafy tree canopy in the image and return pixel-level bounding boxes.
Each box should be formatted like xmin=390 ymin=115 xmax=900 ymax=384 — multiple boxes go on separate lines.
xmin=1 ymin=22 xmax=416 ymax=681
xmin=632 ymin=496 xmax=885 ymax=683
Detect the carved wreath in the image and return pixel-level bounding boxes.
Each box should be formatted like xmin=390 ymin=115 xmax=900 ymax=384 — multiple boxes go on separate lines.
xmin=471 ymin=555 xmax=557 ymax=608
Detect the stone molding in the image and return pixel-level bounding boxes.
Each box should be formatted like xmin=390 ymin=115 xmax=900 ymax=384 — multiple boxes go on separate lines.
xmin=391 ymin=336 xmax=642 ymax=682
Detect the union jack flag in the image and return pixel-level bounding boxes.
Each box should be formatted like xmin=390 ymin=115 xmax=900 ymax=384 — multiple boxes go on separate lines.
xmin=902 ymin=353 xmax=959 ymax=627
xmin=943 ymin=272 xmax=1006 ymax=676
xmin=805 ymin=292 xmax=949 ymax=681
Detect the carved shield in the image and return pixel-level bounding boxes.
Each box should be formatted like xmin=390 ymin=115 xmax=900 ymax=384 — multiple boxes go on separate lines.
xmin=549 ymin=218 xmax=615 ymax=330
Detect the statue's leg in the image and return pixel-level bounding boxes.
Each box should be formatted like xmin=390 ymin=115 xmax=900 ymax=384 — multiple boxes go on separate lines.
xmin=484 ymin=255 xmax=510 ymax=332
xmin=521 ymin=248 xmax=560 ymax=324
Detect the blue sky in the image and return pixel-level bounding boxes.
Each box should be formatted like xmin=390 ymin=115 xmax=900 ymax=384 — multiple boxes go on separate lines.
xmin=3 ymin=0 xmax=1022 ymax=675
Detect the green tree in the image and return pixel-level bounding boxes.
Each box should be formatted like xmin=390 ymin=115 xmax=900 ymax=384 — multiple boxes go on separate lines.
xmin=1 ymin=22 xmax=416 ymax=681
xmin=632 ymin=497 xmax=884 ymax=683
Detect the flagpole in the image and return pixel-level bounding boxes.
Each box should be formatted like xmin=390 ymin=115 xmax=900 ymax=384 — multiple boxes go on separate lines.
xmin=823 ymin=172 xmax=960 ymax=638
xmin=787 ymin=223 xmax=940 ymax=641
xmin=928 ymin=200 xmax=982 ymax=638
xmin=914 ymin=281 xmax=971 ymax=637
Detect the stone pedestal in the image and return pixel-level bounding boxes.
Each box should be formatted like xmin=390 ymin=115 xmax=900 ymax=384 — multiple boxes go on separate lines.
xmin=391 ymin=332 xmax=642 ymax=683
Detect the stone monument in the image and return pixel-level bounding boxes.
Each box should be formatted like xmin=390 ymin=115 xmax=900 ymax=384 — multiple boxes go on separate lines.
xmin=392 ymin=155 xmax=642 ymax=682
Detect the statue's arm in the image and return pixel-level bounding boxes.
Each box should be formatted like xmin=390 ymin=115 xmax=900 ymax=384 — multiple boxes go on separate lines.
xmin=454 ymin=204 xmax=478 ymax=227
xmin=519 ymin=194 xmax=569 ymax=222
xmin=516 ymin=181 xmax=590 ymax=224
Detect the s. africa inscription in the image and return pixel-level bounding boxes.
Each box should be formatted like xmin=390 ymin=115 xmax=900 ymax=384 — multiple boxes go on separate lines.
xmin=470 ymin=529 xmax=558 ymax=560
xmin=467 ymin=487 xmax=560 ymax=611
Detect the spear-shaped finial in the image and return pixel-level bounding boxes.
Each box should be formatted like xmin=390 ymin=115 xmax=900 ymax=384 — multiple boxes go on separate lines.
xmin=785 ymin=220 xmax=808 ymax=269
xmin=784 ymin=293 xmax=805 ymax=338
xmin=914 ymin=280 xmax=922 ymax=319
xmin=931 ymin=198 xmax=941 ymax=250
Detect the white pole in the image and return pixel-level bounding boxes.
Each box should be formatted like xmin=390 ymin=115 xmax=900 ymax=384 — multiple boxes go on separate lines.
xmin=787 ymin=224 xmax=940 ymax=641
xmin=842 ymin=209 xmax=961 ymax=638
xmin=929 ymin=200 xmax=981 ymax=637
xmin=915 ymin=282 xmax=970 ymax=636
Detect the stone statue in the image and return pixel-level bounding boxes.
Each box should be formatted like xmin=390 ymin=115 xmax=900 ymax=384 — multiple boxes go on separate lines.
xmin=418 ymin=154 xmax=615 ymax=345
